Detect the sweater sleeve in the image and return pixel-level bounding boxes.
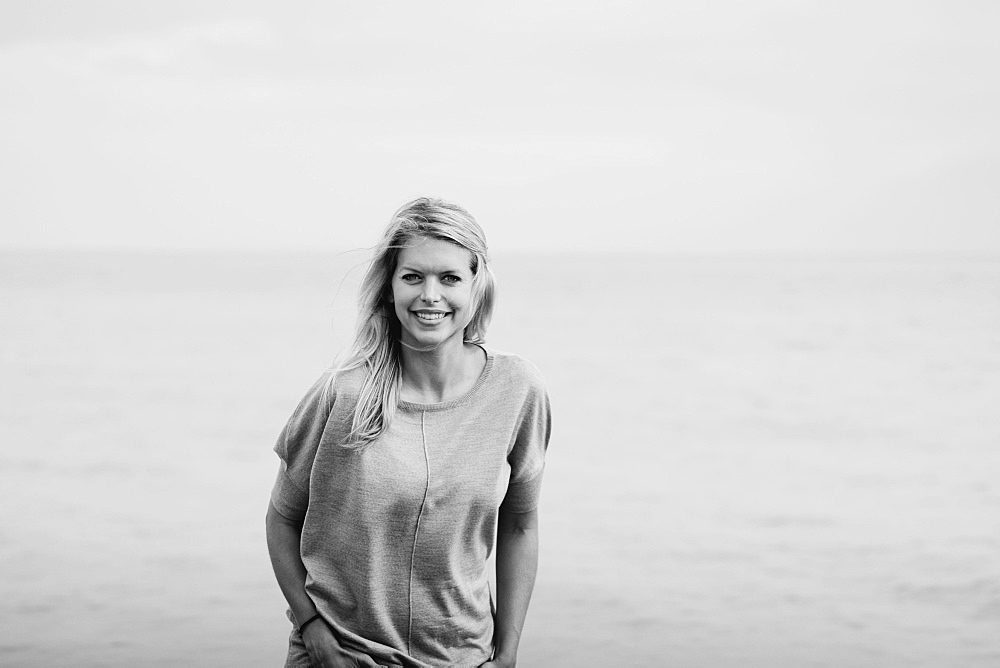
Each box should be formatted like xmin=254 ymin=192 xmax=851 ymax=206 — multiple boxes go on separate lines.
xmin=501 ymin=369 xmax=552 ymax=514
xmin=270 ymin=371 xmax=335 ymax=521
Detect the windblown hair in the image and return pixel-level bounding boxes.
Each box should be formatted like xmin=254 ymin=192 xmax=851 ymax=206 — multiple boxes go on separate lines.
xmin=336 ymin=197 xmax=496 ymax=448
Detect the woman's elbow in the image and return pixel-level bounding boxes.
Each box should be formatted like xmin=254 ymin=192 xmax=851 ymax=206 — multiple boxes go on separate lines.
xmin=498 ymin=506 xmax=539 ymax=536
xmin=266 ymin=502 xmax=302 ymax=540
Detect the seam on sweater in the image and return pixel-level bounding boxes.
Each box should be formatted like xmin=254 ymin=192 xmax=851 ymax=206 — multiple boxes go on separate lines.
xmin=277 ymin=462 xmax=309 ymax=497
xmin=406 ymin=409 xmax=432 ymax=656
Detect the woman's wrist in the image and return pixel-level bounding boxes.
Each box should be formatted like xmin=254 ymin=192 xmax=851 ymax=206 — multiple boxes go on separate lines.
xmin=300 ymin=613 xmax=339 ymax=648
xmin=298 ymin=612 xmax=324 ymax=634
xmin=492 ymin=648 xmax=517 ymax=667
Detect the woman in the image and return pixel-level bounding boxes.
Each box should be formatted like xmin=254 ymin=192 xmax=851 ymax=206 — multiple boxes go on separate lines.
xmin=266 ymin=198 xmax=551 ymax=667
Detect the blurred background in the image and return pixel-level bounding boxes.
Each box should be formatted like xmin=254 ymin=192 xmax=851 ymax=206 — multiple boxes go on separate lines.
xmin=1 ymin=2 xmax=998 ymax=666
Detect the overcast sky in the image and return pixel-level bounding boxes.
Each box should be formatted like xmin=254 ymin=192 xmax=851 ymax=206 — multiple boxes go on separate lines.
xmin=1 ymin=1 xmax=996 ymax=253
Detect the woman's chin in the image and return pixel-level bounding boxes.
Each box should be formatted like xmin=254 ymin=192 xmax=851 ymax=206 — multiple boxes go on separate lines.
xmin=401 ymin=330 xmax=462 ymax=352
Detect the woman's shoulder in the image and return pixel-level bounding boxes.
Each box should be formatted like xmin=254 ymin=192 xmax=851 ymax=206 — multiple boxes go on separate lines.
xmin=486 ymin=348 xmax=547 ymax=391
xmin=289 ymin=363 xmax=367 ymax=416
xmin=324 ymin=362 xmax=368 ymax=400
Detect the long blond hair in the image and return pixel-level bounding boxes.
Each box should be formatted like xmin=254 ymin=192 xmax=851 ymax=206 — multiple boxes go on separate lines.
xmin=336 ymin=197 xmax=496 ymax=447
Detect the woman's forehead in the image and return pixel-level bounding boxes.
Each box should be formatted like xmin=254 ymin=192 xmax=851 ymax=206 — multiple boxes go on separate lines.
xmin=396 ymin=237 xmax=474 ymax=271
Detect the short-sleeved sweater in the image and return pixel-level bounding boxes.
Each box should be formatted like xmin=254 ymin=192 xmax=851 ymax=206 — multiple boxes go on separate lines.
xmin=271 ymin=348 xmax=551 ymax=668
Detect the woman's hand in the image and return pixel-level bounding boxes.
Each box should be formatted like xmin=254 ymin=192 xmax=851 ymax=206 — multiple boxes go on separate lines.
xmin=479 ymin=659 xmax=515 ymax=668
xmin=301 ymin=621 xmax=378 ymax=668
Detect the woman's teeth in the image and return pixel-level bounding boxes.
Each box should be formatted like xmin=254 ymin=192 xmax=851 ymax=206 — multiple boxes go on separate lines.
xmin=416 ymin=312 xmax=446 ymax=321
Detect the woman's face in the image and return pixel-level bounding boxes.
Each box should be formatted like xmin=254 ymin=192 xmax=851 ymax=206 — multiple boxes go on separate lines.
xmin=389 ymin=236 xmax=477 ymax=351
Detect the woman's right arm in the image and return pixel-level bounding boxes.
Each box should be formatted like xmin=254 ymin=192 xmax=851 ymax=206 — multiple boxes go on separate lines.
xmin=266 ymin=502 xmax=366 ymax=667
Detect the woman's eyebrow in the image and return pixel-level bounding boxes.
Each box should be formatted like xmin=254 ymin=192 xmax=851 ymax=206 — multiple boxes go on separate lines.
xmin=397 ymin=264 xmax=465 ymax=273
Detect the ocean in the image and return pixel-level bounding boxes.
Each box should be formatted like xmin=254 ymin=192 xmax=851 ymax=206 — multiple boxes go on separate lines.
xmin=1 ymin=251 xmax=998 ymax=667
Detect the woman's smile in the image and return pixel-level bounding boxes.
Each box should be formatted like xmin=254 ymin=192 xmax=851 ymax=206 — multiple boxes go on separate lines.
xmin=413 ymin=310 xmax=450 ymax=322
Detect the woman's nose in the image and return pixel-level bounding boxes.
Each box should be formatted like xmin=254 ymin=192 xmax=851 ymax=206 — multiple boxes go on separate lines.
xmin=420 ymin=279 xmax=441 ymax=303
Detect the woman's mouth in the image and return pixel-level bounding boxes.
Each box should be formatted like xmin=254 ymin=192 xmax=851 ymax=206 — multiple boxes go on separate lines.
xmin=414 ymin=311 xmax=448 ymax=321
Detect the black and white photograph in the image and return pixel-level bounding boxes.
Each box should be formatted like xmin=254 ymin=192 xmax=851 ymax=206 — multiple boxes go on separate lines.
xmin=1 ymin=2 xmax=998 ymax=666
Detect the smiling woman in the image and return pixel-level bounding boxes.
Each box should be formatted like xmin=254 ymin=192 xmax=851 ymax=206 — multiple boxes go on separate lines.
xmin=265 ymin=198 xmax=551 ymax=668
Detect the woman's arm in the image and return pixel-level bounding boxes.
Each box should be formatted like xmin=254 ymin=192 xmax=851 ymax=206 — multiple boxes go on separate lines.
xmin=266 ymin=502 xmax=368 ymax=668
xmin=265 ymin=502 xmax=318 ymax=624
xmin=488 ymin=505 xmax=540 ymax=668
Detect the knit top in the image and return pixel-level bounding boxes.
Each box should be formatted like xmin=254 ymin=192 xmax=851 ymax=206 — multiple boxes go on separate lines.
xmin=271 ymin=348 xmax=551 ymax=667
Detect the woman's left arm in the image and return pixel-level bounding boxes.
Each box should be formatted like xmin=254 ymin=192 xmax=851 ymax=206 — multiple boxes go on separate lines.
xmin=485 ymin=505 xmax=539 ymax=668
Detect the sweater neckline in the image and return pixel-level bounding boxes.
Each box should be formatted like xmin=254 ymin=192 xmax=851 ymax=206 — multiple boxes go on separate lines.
xmin=397 ymin=345 xmax=494 ymax=412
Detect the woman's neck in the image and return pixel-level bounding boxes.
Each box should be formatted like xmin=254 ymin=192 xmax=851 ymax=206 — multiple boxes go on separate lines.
xmin=399 ymin=339 xmax=486 ymax=404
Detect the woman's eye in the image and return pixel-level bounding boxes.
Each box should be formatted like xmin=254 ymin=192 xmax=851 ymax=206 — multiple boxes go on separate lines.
xmin=401 ymin=274 xmax=420 ymax=282
xmin=442 ymin=275 xmax=461 ymax=284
